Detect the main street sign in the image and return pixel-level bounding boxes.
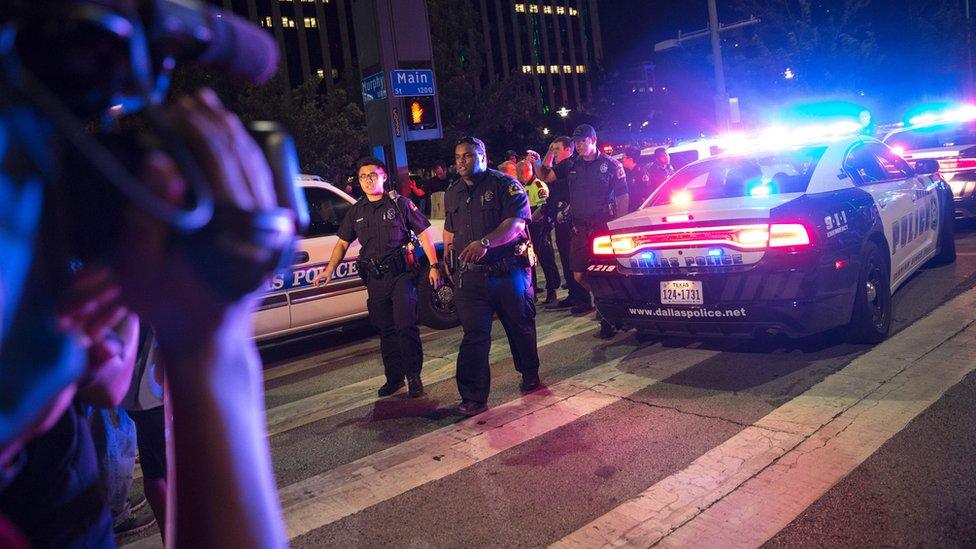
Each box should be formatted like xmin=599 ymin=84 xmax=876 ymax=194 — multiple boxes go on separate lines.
xmin=390 ymin=69 xmax=435 ymax=97
xmin=361 ymin=72 xmax=386 ymax=103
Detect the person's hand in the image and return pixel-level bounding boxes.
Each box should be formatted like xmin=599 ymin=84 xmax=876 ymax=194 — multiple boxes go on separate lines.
xmin=458 ymin=241 xmax=488 ymax=264
xmin=116 ymin=88 xmax=287 ymax=361
xmin=314 ymin=269 xmax=333 ymax=288
xmin=57 ymin=266 xmax=140 ymax=407
xmin=556 ymin=210 xmax=567 ymax=223
xmin=525 ymin=149 xmax=541 ymax=163
xmin=428 ymin=265 xmax=443 ymax=289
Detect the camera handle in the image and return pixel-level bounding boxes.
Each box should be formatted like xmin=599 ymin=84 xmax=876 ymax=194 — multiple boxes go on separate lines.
xmin=0 ymin=50 xmax=216 ymax=233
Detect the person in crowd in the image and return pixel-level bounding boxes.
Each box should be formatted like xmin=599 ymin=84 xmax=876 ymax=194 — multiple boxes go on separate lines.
xmin=621 ymin=146 xmax=653 ymax=211
xmin=646 ymin=147 xmax=675 ymax=198
xmin=498 ymin=160 xmax=518 ymax=179
xmin=516 ymin=160 xmax=560 ymax=304
xmin=444 ymin=137 xmax=541 ymax=417
xmin=528 ymin=136 xmax=588 ymax=310
xmin=505 ymin=149 xmax=519 ymax=165
xmin=0 ymin=86 xmax=289 ymax=547
xmin=314 ymin=157 xmax=442 ymax=398
xmin=564 ymin=125 xmax=629 ymax=338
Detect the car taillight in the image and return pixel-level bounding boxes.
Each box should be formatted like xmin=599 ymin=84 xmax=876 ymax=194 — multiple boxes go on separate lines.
xmin=603 ymin=223 xmax=812 ymax=256
xmin=592 ymin=235 xmax=614 ymax=255
xmin=768 ymin=223 xmax=811 ymax=247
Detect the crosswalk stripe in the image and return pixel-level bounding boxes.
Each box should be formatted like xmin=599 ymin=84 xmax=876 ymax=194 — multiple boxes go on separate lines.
xmin=264 ymin=315 xmax=596 ymax=437
xmin=555 ymin=286 xmax=976 ymax=548
xmin=278 ymin=341 xmax=729 ymax=540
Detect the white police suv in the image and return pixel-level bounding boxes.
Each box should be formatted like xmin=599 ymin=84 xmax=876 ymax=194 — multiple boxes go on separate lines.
xmin=587 ymin=136 xmax=955 ymax=342
xmin=254 ymin=175 xmax=456 ymax=341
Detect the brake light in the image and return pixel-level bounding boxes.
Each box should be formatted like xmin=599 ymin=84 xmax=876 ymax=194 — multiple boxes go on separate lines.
xmin=769 ymin=223 xmax=811 ymax=247
xmin=592 ymin=235 xmax=614 ymax=255
xmin=605 ymin=223 xmax=812 ymax=256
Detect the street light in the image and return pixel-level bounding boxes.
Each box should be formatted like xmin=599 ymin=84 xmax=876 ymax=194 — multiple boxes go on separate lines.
xmin=783 ymin=68 xmax=795 ymax=80
xmin=543 ymin=127 xmax=550 ymax=136
xmin=556 ymin=107 xmax=571 ymax=118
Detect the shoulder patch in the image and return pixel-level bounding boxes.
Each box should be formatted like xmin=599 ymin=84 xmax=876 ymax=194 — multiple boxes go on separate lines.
xmin=407 ymin=199 xmax=418 ymax=211
xmin=508 ymin=183 xmax=524 ymax=196
xmin=616 ymin=164 xmax=626 ymax=179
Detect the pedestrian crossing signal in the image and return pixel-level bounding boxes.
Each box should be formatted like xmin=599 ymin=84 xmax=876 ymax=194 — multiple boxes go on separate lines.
xmin=405 ymin=96 xmax=438 ymax=131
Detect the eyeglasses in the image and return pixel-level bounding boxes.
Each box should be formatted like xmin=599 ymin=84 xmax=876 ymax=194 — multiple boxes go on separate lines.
xmin=358 ymin=172 xmax=382 ymax=182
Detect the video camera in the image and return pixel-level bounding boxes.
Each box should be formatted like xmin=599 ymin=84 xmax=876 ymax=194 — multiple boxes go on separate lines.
xmin=1 ymin=0 xmax=309 ymax=301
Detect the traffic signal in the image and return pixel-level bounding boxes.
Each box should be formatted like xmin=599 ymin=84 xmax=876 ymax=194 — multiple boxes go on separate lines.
xmin=404 ymin=96 xmax=438 ymax=131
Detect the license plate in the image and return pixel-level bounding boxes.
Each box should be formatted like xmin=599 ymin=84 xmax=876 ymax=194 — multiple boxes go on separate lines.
xmin=660 ymin=280 xmax=703 ymax=305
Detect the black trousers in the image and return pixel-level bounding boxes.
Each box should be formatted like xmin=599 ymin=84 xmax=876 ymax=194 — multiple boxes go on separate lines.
xmin=454 ymin=267 xmax=539 ymax=404
xmin=366 ymin=271 xmax=423 ymax=383
xmin=529 ymin=217 xmax=561 ymax=291
xmin=554 ymin=220 xmax=590 ymax=303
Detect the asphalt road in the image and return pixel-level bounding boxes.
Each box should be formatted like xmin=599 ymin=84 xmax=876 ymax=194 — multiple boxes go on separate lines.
xmin=122 ymin=222 xmax=976 ymax=548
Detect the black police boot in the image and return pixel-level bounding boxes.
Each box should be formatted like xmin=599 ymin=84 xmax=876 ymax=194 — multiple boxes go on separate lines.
xmin=377 ymin=380 xmax=405 ymax=397
xmin=598 ymin=319 xmax=616 ymax=339
xmin=544 ymin=289 xmax=558 ymax=304
xmin=407 ymin=375 xmax=424 ymax=398
xmin=458 ymin=400 xmax=488 ymax=417
xmin=571 ymin=300 xmax=594 ymax=315
xmin=519 ymin=374 xmax=541 ymax=392
xmin=548 ymin=296 xmax=576 ymax=310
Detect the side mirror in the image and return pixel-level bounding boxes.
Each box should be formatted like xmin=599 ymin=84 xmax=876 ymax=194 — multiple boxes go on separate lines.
xmin=914 ymin=158 xmax=940 ymax=175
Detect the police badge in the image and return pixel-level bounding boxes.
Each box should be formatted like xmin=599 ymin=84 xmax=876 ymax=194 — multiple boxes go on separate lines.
xmin=600 ymin=162 xmax=608 ymax=174
xmin=385 ymin=208 xmax=396 ymax=220
xmin=483 ymin=190 xmax=495 ymax=203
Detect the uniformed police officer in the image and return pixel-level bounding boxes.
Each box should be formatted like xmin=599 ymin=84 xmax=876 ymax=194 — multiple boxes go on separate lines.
xmin=444 ymin=137 xmax=540 ymax=417
xmin=622 ymin=146 xmax=654 ymax=211
xmin=566 ymin=125 xmax=629 ymax=338
xmin=314 ymin=157 xmax=443 ymax=398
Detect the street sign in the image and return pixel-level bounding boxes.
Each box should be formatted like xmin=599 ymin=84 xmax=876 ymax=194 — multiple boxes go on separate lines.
xmin=361 ymin=72 xmax=386 ymax=104
xmin=391 ymin=69 xmax=435 ymax=97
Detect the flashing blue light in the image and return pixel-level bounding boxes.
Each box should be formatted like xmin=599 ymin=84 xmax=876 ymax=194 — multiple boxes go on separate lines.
xmin=707 ymin=248 xmax=723 ymax=257
xmin=639 ymin=252 xmax=655 ymax=261
xmin=749 ymin=183 xmax=773 ymax=197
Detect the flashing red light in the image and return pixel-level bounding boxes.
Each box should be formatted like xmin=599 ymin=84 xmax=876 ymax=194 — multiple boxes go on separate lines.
xmin=602 ymin=145 xmax=614 ymax=154
xmin=592 ymin=235 xmax=614 ymax=255
xmin=835 ymin=259 xmax=846 ymax=270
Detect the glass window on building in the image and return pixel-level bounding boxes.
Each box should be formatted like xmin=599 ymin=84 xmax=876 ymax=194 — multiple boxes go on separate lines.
xmin=529 ymin=4 xmax=539 ymax=13
xmin=515 ymin=3 xmax=525 ymax=12
xmin=536 ymin=65 xmax=546 ymax=74
xmin=549 ymin=65 xmax=558 ymax=74
xmin=563 ymin=65 xmax=572 ymax=74
xmin=522 ymin=66 xmax=533 ymax=74
xmin=556 ymin=6 xmax=565 ymax=14
xmin=575 ymin=65 xmax=585 ymax=73
xmin=543 ymin=5 xmax=552 ymax=13
xmin=569 ymin=7 xmax=578 ymax=15
xmin=303 ymin=17 xmax=317 ymax=28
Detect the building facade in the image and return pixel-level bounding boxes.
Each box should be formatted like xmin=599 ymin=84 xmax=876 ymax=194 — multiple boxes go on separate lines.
xmin=211 ymin=0 xmax=604 ymax=113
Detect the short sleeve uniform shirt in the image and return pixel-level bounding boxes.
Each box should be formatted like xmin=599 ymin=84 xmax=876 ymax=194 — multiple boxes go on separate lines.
xmin=444 ymin=169 xmax=532 ymax=264
xmin=567 ymin=152 xmax=628 ymax=222
xmin=337 ymin=194 xmax=431 ymax=262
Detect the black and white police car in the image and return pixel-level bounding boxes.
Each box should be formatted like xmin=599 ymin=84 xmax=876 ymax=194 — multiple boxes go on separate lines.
xmin=883 ymin=109 xmax=976 ymax=219
xmin=587 ymin=135 xmax=955 ymax=342
xmin=253 ymin=175 xmax=457 ymax=341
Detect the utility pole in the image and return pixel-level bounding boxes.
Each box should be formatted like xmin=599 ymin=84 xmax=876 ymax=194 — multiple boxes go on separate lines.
xmin=654 ymin=6 xmax=758 ymax=132
xmin=707 ymin=0 xmax=728 ymax=131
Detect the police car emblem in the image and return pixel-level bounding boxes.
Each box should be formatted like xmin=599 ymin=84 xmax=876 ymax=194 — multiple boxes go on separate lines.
xmin=484 ymin=190 xmax=494 ymax=202
xmin=600 ymin=163 xmax=608 ymax=174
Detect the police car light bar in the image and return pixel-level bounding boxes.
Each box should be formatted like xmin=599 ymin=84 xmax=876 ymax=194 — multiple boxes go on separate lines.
xmin=907 ymin=104 xmax=976 ymax=128
xmin=597 ymin=223 xmax=812 ymax=257
xmin=717 ymin=119 xmax=866 ymax=154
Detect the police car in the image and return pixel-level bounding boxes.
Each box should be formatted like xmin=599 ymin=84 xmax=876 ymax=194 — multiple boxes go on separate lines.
xmin=254 ymin=175 xmax=457 ymax=341
xmin=883 ymin=107 xmax=976 ymax=219
xmin=586 ymin=136 xmax=955 ymax=342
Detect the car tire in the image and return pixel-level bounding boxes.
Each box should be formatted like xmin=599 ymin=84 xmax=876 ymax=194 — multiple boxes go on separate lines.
xmin=927 ymin=187 xmax=956 ymax=267
xmin=846 ymin=241 xmax=892 ymax=344
xmin=418 ymin=273 xmax=460 ymax=330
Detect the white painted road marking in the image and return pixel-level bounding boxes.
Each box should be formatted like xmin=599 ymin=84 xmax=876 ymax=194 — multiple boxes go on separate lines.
xmin=555 ymin=286 xmax=976 ymax=548
xmin=278 ymin=342 xmax=728 ymax=540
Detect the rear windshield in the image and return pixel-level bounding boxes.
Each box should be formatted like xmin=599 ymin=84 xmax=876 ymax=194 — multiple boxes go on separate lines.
xmin=649 ymin=147 xmax=827 ymax=206
xmin=884 ymin=122 xmax=976 ymax=150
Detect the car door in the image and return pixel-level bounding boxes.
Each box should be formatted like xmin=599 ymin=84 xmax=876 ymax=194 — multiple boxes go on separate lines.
xmin=844 ymin=142 xmax=918 ymax=288
xmin=288 ymin=184 xmax=368 ymax=331
xmin=877 ymin=145 xmax=940 ymax=271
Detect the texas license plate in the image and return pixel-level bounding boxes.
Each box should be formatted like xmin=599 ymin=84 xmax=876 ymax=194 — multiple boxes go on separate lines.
xmin=660 ymin=280 xmax=703 ymax=305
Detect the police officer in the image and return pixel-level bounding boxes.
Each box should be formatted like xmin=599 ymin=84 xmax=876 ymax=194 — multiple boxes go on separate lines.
xmin=528 ymin=136 xmax=587 ymax=309
xmin=445 ymin=137 xmax=540 ymax=417
xmin=646 ymin=147 xmax=675 ymax=198
xmin=622 ymin=146 xmax=654 ymax=211
xmin=314 ymin=157 xmax=443 ymax=398
xmin=566 ymin=125 xmax=629 ymax=338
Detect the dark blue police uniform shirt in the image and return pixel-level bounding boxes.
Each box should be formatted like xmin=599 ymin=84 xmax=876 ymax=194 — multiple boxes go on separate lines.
xmin=444 ymin=169 xmax=531 ymax=264
xmin=337 ymin=194 xmax=431 ymax=262
xmin=567 ymin=152 xmax=628 ymax=222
